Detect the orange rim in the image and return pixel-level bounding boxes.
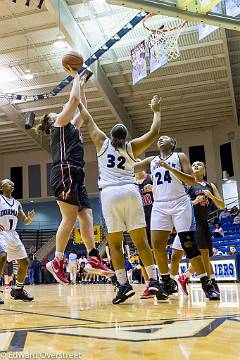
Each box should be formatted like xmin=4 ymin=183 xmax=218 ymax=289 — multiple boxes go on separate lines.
xmin=143 ymin=12 xmax=188 ymax=33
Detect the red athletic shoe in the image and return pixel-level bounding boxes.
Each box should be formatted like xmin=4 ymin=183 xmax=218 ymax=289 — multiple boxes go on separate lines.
xmin=85 ymin=256 xmax=115 ymax=277
xmin=178 ymin=273 xmax=190 ymax=296
xmin=46 ymin=258 xmax=68 ymax=285
xmin=140 ymin=285 xmax=155 ymax=299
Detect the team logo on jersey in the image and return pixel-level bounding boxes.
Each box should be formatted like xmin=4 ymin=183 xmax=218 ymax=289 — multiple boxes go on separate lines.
xmin=0 ymin=209 xmax=18 ymax=217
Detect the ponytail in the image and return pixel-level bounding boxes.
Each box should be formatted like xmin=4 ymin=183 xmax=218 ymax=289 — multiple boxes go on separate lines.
xmin=35 ymin=114 xmax=51 ymax=135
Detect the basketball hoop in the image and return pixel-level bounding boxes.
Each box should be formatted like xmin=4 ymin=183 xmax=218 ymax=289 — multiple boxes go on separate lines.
xmin=143 ymin=13 xmax=188 ymax=62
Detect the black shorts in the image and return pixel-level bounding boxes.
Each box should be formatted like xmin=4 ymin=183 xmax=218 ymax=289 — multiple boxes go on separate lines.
xmin=51 ymin=164 xmax=90 ymax=210
xmin=4 ymin=261 xmax=13 ymax=276
xmin=195 ymin=222 xmax=213 ymax=256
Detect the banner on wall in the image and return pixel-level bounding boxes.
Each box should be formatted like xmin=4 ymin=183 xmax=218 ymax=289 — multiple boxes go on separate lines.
xmin=131 ymin=40 xmax=147 ymax=85
xmin=148 ymin=35 xmax=168 ymax=73
xmin=198 ymin=3 xmax=222 ymax=41
xmin=74 ymin=225 xmax=102 ymax=244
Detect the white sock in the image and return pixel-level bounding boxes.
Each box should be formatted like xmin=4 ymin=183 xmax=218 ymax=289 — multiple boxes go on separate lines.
xmin=199 ymin=273 xmax=208 ymax=279
xmin=115 ymin=269 xmax=127 ymax=286
xmin=145 ymin=265 xmax=156 ymax=280
xmin=145 ymin=280 xmax=150 ymax=286
xmin=55 ymin=251 xmax=63 ymax=260
xmin=185 ymin=270 xmax=192 ymax=279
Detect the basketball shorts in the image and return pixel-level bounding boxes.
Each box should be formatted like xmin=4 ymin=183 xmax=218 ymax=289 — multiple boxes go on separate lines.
xmin=151 ymin=195 xmax=196 ymax=233
xmin=101 ymin=184 xmax=146 ymax=233
xmin=51 ymin=164 xmax=90 ymax=210
xmin=172 ymin=222 xmax=212 ymax=255
xmin=0 ymin=231 xmax=27 ymax=262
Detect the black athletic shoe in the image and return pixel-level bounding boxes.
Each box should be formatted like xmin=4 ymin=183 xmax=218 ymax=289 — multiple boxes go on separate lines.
xmin=112 ymin=283 xmax=135 ymax=304
xmin=163 ymin=278 xmax=179 ymax=295
xmin=200 ymin=277 xmax=220 ymax=300
xmin=211 ymin=279 xmax=220 ymax=295
xmin=10 ymin=287 xmax=34 ymax=302
xmin=148 ymin=279 xmax=168 ymax=300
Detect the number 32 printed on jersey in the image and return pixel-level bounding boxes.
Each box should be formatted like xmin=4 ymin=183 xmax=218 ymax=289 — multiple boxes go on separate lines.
xmin=107 ymin=155 xmax=126 ymax=170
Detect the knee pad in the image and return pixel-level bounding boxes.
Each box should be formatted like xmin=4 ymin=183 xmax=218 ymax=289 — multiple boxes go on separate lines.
xmin=178 ymin=231 xmax=201 ymax=259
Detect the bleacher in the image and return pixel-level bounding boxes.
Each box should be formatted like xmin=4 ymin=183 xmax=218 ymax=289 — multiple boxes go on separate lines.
xmin=210 ymin=216 xmax=240 ymax=254
xmin=18 ymin=229 xmax=57 ymax=254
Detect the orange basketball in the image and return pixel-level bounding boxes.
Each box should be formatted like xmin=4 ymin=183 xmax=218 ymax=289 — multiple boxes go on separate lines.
xmin=62 ymin=51 xmax=84 ymax=71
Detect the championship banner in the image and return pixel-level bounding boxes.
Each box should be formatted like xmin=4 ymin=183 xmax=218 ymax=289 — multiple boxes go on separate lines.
xmin=226 ymin=0 xmax=240 ymax=17
xmin=198 ymin=3 xmax=222 ymax=41
xmin=148 ymin=35 xmax=168 ymax=74
xmin=131 ymin=40 xmax=147 ymax=85
xmin=74 ymin=225 xmax=102 ymax=244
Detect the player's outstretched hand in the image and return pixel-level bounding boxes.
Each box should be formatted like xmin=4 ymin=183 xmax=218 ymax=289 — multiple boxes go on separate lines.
xmin=202 ymin=190 xmax=213 ymax=199
xmin=195 ymin=195 xmax=205 ymax=204
xmin=158 ymin=160 xmax=170 ymax=169
xmin=80 ymin=74 xmax=87 ymax=89
xmin=28 ymin=210 xmax=36 ymax=221
xmin=64 ymin=65 xmax=78 ymax=77
xmin=144 ymin=184 xmax=153 ymax=192
xmin=149 ymin=95 xmax=161 ymax=112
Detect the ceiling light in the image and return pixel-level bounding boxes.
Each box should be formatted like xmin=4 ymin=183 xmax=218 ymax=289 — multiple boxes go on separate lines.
xmin=22 ymin=69 xmax=34 ymax=80
xmin=54 ymin=33 xmax=67 ymax=48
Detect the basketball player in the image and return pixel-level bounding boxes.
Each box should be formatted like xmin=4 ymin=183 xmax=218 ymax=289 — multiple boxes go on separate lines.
xmin=80 ymin=95 xmax=168 ymax=304
xmin=135 ymin=169 xmax=154 ymax=299
xmin=135 ymin=136 xmax=219 ymax=300
xmin=36 ymin=68 xmax=113 ymax=285
xmin=0 ymin=179 xmax=35 ymax=303
xmin=171 ymin=161 xmax=224 ymax=295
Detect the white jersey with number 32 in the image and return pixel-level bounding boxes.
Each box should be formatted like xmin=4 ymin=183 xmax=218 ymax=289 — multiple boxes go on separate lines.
xmin=0 ymin=195 xmax=20 ymax=231
xmin=151 ymin=152 xmax=188 ymax=202
xmin=98 ymin=139 xmax=136 ymax=189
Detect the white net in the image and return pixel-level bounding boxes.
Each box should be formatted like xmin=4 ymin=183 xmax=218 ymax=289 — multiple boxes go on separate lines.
xmin=144 ymin=14 xmax=187 ymax=62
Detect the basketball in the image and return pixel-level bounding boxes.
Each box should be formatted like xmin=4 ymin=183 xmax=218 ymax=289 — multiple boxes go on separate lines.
xmin=62 ymin=51 xmax=84 ymax=71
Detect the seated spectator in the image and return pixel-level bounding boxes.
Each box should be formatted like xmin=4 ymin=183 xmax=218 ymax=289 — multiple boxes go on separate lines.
xmin=233 ymin=214 xmax=240 ymax=225
xmin=229 ymin=245 xmax=238 ymax=255
xmin=212 ymin=247 xmax=223 ymax=256
xmin=230 ymin=206 xmax=239 ymax=218
xmin=219 ymin=208 xmax=231 ymax=221
xmin=212 ymin=223 xmax=224 ymax=238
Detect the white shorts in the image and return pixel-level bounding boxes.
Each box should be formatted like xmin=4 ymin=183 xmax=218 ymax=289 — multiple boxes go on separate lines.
xmin=172 ymin=234 xmax=183 ymax=251
xmin=0 ymin=231 xmax=27 ymax=262
xmin=101 ymin=184 xmax=146 ymax=233
xmin=151 ymin=195 xmax=196 ymax=233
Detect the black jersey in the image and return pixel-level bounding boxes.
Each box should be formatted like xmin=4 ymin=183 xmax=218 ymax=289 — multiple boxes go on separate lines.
xmin=51 ymin=123 xmax=84 ymax=167
xmin=188 ymin=182 xmax=213 ymax=223
xmin=138 ymin=175 xmax=153 ymax=221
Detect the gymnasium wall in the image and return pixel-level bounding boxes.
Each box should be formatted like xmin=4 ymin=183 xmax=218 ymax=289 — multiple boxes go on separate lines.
xmin=0 ymin=119 xmax=239 ymax=203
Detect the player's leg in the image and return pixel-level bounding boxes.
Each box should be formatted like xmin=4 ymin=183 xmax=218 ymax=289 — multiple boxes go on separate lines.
xmin=170 ymin=235 xmax=189 ymax=295
xmin=78 ymin=207 xmax=114 ymax=277
xmin=6 ymin=232 xmax=34 ymax=301
xmin=174 ymin=198 xmax=219 ymax=300
xmin=0 ymin=245 xmax=7 ymax=304
xmin=139 ymin=226 xmax=154 ymax=299
xmin=107 ymin=231 xmax=135 ymax=304
xmin=46 ymin=201 xmax=77 ymax=285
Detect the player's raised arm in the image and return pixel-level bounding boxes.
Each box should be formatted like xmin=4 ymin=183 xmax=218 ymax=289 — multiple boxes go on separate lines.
xmin=79 ymin=103 xmax=107 ymax=153
xmin=134 ymin=157 xmax=154 ymax=173
xmin=130 ymin=95 xmax=161 ymax=158
xmin=55 ymin=67 xmax=81 ymax=127
xmin=71 ymin=74 xmax=87 ymax=129
xmin=159 ymin=153 xmax=195 ymax=186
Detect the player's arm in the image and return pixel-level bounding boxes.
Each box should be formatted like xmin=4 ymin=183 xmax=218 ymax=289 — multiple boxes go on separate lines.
xmin=134 ymin=157 xmax=154 ymax=173
xmin=159 ymin=153 xmax=195 ymax=186
xmin=202 ymin=183 xmax=225 ymax=210
xmin=71 ymin=74 xmax=87 ymax=129
xmin=18 ymin=204 xmax=36 ymax=225
xmin=55 ymin=68 xmax=81 ymax=127
xmin=130 ymin=96 xmax=161 ymax=158
xmin=79 ymin=103 xmax=107 ymax=153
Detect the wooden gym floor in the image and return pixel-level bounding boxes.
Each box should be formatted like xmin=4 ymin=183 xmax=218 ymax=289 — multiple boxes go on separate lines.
xmin=0 ymin=283 xmax=240 ymax=359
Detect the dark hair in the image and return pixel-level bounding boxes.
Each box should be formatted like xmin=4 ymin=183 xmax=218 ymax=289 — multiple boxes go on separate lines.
xmin=170 ymin=137 xmax=176 ymax=151
xmin=35 ymin=114 xmax=52 ymax=135
xmin=110 ymin=124 xmax=128 ymax=150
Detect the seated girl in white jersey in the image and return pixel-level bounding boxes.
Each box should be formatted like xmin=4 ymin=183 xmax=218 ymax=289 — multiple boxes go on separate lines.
xmin=79 ymin=95 xmax=168 ymax=304
xmin=170 ymin=161 xmax=224 ymax=296
xmin=36 ymin=69 xmax=113 ymax=285
xmin=134 ymin=136 xmax=219 ymax=300
xmin=0 ymin=179 xmax=35 ymax=303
